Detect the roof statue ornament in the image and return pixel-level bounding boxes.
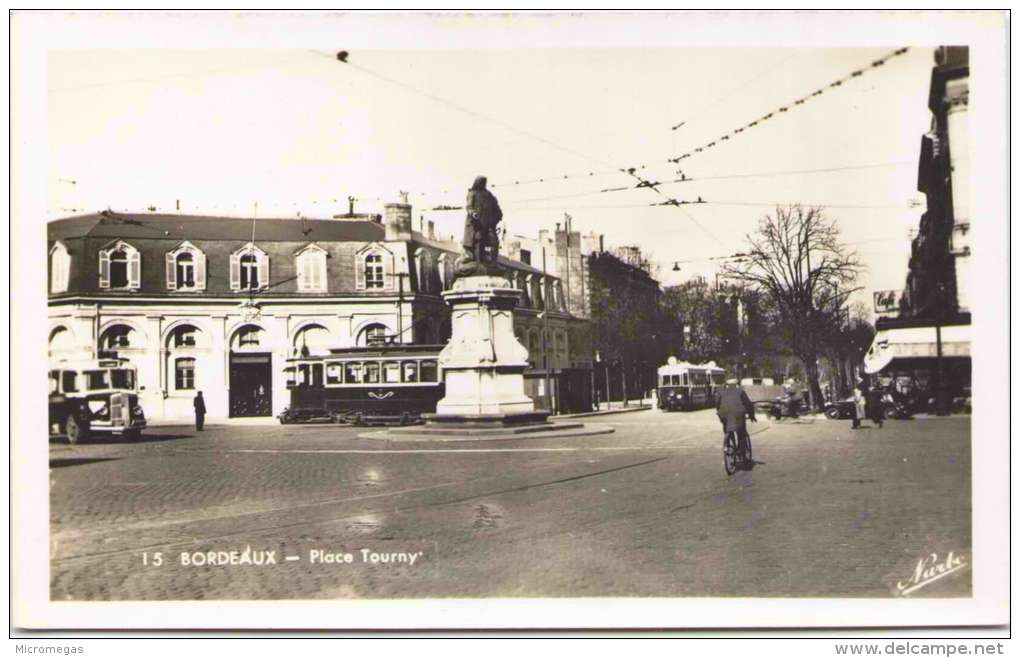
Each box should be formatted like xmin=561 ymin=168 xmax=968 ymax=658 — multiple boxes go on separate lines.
xmin=456 ymin=176 xmax=504 ymax=278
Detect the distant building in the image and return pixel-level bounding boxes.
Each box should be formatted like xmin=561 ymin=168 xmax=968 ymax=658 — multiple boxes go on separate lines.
xmin=506 ymin=217 xmax=664 ymax=404
xmin=47 ymin=202 xmax=589 ymax=422
xmin=866 ymin=46 xmax=971 ymax=404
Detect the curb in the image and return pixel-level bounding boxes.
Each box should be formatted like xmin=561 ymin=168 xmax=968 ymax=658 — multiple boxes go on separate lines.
xmin=555 ymin=405 xmax=652 ymax=419
xmin=357 ymin=422 xmax=616 ymax=443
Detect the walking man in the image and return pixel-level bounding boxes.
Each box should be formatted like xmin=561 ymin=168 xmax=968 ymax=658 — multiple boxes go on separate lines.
xmin=193 ymin=390 xmax=206 ymax=431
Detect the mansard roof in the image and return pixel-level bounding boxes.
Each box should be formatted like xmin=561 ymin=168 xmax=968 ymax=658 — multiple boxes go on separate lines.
xmin=48 ymin=211 xmax=387 ymax=243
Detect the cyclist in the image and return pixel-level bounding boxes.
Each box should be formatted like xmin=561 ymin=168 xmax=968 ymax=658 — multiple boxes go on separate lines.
xmin=715 ymin=378 xmax=757 ymax=461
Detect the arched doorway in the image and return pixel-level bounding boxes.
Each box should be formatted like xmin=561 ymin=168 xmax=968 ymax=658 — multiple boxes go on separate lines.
xmin=228 ymin=324 xmax=272 ymax=418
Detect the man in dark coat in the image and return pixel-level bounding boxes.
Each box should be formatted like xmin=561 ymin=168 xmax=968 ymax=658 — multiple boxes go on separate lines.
xmin=462 ymin=176 xmax=502 ymax=264
xmin=193 ymin=391 xmax=206 ymax=431
xmin=715 ymin=379 xmax=757 ymax=455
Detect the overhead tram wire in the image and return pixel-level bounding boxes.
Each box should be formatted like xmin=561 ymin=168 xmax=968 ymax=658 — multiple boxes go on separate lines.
xmin=667 ymin=48 xmax=911 ymax=164
xmin=316 ymin=49 xmax=723 ymax=246
xmin=297 ymin=48 xmax=910 ymax=202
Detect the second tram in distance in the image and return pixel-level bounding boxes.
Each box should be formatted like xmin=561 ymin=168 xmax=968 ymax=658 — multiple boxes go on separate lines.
xmin=657 ymin=358 xmax=726 ymax=411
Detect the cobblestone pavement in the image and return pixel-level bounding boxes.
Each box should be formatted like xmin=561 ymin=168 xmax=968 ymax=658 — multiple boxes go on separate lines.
xmin=48 ymin=410 xmax=971 ymax=600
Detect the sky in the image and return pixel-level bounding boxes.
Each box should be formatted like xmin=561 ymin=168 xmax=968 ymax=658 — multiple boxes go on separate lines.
xmin=46 ymin=27 xmax=939 ymax=313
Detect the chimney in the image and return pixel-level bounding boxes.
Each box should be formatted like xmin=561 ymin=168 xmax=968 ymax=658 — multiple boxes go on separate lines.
xmin=384 ymin=202 xmax=413 ymax=240
xmin=348 ymin=196 xmax=356 ymax=215
xmin=599 ymin=234 xmax=605 ymax=253
xmin=428 ymin=221 xmax=435 ymax=239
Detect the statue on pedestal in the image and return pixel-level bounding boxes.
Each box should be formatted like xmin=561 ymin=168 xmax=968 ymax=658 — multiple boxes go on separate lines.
xmin=458 ymin=176 xmax=503 ymax=277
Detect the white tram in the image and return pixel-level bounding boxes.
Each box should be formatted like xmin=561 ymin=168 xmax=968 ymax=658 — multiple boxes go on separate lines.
xmin=657 ymin=358 xmax=726 ymax=411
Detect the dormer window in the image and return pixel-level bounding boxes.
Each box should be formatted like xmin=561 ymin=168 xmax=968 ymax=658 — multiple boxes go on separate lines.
xmin=230 ymin=244 xmax=269 ymax=292
xmin=296 ymin=244 xmax=328 ymax=293
xmin=50 ymin=242 xmax=70 ymax=293
xmin=99 ymin=240 xmax=141 ymax=290
xmin=166 ymin=241 xmax=206 ymax=291
xmin=356 ymin=244 xmax=394 ymax=292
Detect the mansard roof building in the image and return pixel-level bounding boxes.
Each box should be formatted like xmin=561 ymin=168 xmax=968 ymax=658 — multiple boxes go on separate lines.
xmin=48 ymin=202 xmax=587 ymax=422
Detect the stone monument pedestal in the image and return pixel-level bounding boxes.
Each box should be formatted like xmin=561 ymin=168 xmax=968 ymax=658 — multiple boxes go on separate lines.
xmin=422 ymin=273 xmax=551 ymax=430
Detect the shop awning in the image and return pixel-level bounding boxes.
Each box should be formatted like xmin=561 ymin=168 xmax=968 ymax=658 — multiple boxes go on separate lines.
xmin=863 ymin=324 xmax=971 ymax=374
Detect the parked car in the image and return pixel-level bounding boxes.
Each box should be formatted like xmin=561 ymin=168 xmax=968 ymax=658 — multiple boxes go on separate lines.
xmin=277 ymin=407 xmax=342 ymax=425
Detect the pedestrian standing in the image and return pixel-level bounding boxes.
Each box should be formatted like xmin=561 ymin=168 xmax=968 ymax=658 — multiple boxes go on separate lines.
xmin=865 ymin=384 xmax=885 ymax=429
xmin=193 ymin=391 xmax=206 ymax=431
xmin=851 ymin=380 xmax=866 ymax=430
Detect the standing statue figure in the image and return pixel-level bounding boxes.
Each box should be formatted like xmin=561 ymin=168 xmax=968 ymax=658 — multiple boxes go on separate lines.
xmin=459 ymin=176 xmax=502 ymax=274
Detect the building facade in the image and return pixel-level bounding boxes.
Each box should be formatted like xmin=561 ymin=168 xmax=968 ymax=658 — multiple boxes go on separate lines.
xmin=866 ymin=46 xmax=971 ymax=405
xmin=48 ymin=202 xmax=590 ymax=422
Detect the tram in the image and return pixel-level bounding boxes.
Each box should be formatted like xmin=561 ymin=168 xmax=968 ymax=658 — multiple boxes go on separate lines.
xmin=657 ymin=358 xmax=726 ymax=411
xmin=282 ymin=344 xmax=445 ymax=425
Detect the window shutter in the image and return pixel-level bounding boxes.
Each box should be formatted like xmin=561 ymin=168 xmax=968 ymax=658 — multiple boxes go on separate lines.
xmin=314 ymin=252 xmax=326 ymax=292
xmin=356 ymin=252 xmax=366 ymax=291
xmin=166 ymin=252 xmax=177 ymax=290
xmin=385 ymin=252 xmax=395 ymax=292
xmin=128 ymin=249 xmax=141 ymax=289
xmin=296 ymin=254 xmax=308 ymax=291
xmin=98 ymin=249 xmax=110 ymax=289
xmin=257 ymin=253 xmax=269 ymax=290
xmin=229 ymin=253 xmax=241 ymax=291
xmin=194 ymin=251 xmax=206 ymax=291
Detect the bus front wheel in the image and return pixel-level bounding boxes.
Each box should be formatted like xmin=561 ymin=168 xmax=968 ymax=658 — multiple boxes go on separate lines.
xmin=65 ymin=415 xmax=87 ymax=445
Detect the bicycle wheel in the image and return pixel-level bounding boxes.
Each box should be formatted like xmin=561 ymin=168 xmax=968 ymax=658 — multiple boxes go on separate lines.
xmin=723 ymin=432 xmax=738 ymax=475
xmin=742 ymin=433 xmax=754 ymax=470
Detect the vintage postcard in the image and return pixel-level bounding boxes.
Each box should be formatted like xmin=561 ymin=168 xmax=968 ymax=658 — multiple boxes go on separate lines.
xmin=10 ymin=10 xmax=1009 ymax=632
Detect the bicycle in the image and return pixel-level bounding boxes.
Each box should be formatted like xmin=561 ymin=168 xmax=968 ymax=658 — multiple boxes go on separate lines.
xmin=723 ymin=429 xmax=754 ymax=475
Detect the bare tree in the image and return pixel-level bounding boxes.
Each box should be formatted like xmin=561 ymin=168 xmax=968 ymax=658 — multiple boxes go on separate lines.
xmin=723 ymin=205 xmax=863 ymax=408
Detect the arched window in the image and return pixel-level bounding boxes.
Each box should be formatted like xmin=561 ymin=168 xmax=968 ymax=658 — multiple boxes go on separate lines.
xmin=50 ymin=242 xmax=70 ymax=293
xmin=165 ymin=324 xmax=204 ymax=393
xmin=231 ymin=325 xmax=265 ymax=352
xmin=100 ymin=325 xmax=135 ymax=350
xmin=49 ymin=326 xmax=75 ymax=358
xmin=292 ymin=324 xmax=331 ymax=357
xmin=230 ymin=244 xmax=268 ymax=292
xmin=296 ymin=244 xmax=328 ymax=292
xmin=358 ymin=323 xmax=389 ymax=347
xmin=99 ymin=241 xmax=141 ymax=290
xmin=166 ymin=242 xmax=207 ymax=291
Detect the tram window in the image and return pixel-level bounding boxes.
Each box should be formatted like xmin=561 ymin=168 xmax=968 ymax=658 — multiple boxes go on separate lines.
xmin=49 ymin=371 xmax=60 ymax=394
xmin=85 ymin=370 xmax=111 ymax=391
xmin=671 ymin=375 xmax=681 ymax=385
xmin=296 ymin=364 xmax=310 ymax=387
xmin=61 ymin=371 xmax=78 ymax=391
xmin=403 ymin=361 xmax=419 ymax=383
xmin=284 ymin=367 xmax=296 ymax=388
xmin=420 ymin=360 xmax=438 ymax=382
xmin=661 ymin=375 xmax=669 ymax=386
xmin=682 ymin=373 xmax=689 ymax=386
xmin=383 ymin=362 xmax=401 ymax=383
xmin=364 ymin=362 xmax=380 ymax=384
xmin=311 ymin=363 xmax=324 ymax=388
xmin=111 ymin=369 xmax=135 ymax=390
xmin=345 ymin=362 xmax=364 ymax=384
xmin=325 ymin=363 xmax=343 ymax=385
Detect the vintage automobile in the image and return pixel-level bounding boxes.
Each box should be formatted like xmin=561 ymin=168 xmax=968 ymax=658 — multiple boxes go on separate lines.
xmin=823 ymin=393 xmax=910 ymax=420
xmin=277 ymin=406 xmax=341 ymax=425
xmin=49 ymin=359 xmax=147 ymax=443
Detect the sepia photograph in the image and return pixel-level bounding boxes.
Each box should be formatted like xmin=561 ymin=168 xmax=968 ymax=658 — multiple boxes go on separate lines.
xmin=11 ymin=9 xmax=1009 ymax=634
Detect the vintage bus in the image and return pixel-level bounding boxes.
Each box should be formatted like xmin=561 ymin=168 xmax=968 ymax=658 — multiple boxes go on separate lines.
xmin=657 ymin=358 xmax=726 ymax=411
xmin=282 ymin=344 xmax=445 ymax=425
xmin=48 ymin=358 xmax=147 ymax=443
